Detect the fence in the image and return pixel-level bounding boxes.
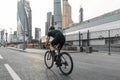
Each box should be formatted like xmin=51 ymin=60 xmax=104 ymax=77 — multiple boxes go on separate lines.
xmin=65 ymin=28 xmax=120 ymax=53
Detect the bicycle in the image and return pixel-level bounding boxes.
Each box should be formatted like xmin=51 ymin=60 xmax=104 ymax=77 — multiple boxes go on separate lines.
xmin=44 ymin=45 xmax=73 ymax=75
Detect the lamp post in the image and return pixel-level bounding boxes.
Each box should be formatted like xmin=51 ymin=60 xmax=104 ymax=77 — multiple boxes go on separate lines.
xmin=108 ymin=30 xmax=111 ymax=55
xmin=79 ymin=32 xmax=83 ymax=52
xmin=10 ymin=28 xmax=12 ymax=43
xmin=5 ymin=30 xmax=8 ymax=47
xmin=0 ymin=28 xmax=2 ymax=43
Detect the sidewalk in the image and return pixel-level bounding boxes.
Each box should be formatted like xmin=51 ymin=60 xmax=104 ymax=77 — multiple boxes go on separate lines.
xmin=7 ymin=47 xmax=79 ymax=54
xmin=7 ymin=47 xmax=120 ymax=55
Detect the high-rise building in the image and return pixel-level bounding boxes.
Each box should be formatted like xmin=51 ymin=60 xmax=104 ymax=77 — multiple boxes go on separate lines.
xmin=8 ymin=31 xmax=17 ymax=43
xmin=45 ymin=12 xmax=54 ymax=35
xmin=54 ymin=0 xmax=62 ymax=29
xmin=14 ymin=31 xmax=17 ymax=36
xmin=35 ymin=28 xmax=41 ymax=41
xmin=0 ymin=30 xmax=4 ymax=43
xmin=17 ymin=0 xmax=32 ymax=42
xmin=62 ymin=0 xmax=73 ymax=29
xmin=45 ymin=22 xmax=49 ymax=35
xmin=79 ymin=6 xmax=83 ymax=23
xmin=50 ymin=15 xmax=54 ymax=27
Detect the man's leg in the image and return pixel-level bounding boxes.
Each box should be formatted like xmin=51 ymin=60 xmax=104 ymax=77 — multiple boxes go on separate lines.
xmin=50 ymin=38 xmax=59 ymax=61
xmin=50 ymin=38 xmax=58 ymax=51
xmin=49 ymin=43 xmax=57 ymax=61
xmin=49 ymin=43 xmax=56 ymax=51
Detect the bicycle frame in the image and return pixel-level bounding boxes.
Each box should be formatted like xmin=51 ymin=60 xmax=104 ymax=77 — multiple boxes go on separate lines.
xmin=44 ymin=44 xmax=73 ymax=75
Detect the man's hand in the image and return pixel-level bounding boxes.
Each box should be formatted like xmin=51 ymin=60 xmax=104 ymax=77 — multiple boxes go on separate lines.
xmin=45 ymin=36 xmax=50 ymax=48
xmin=45 ymin=42 xmax=48 ymax=47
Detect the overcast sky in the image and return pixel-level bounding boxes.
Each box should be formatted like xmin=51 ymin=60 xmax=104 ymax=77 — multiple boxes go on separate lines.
xmin=0 ymin=0 xmax=120 ymax=37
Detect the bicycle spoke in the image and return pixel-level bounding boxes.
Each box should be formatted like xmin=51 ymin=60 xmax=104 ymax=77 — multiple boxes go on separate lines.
xmin=59 ymin=52 xmax=73 ymax=75
xmin=44 ymin=51 xmax=54 ymax=69
xmin=47 ymin=53 xmax=51 ymax=60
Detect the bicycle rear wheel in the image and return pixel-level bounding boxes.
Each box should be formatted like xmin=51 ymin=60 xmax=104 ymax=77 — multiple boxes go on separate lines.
xmin=59 ymin=52 xmax=73 ymax=75
xmin=44 ymin=51 xmax=54 ymax=69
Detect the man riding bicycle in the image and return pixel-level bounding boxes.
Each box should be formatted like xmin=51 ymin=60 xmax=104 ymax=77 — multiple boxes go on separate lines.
xmin=44 ymin=27 xmax=73 ymax=73
xmin=45 ymin=26 xmax=65 ymax=52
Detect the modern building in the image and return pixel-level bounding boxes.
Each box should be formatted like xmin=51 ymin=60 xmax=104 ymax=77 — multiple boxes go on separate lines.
xmin=54 ymin=0 xmax=62 ymax=29
xmin=62 ymin=0 xmax=73 ymax=29
xmin=42 ymin=8 xmax=120 ymax=52
xmin=17 ymin=0 xmax=32 ymax=42
xmin=64 ymin=9 xmax=120 ymax=52
xmin=79 ymin=6 xmax=83 ymax=23
xmin=0 ymin=30 xmax=4 ymax=44
xmin=50 ymin=15 xmax=54 ymax=27
xmin=45 ymin=12 xmax=53 ymax=35
xmin=8 ymin=33 xmax=17 ymax=43
xmin=0 ymin=30 xmax=4 ymax=42
xmin=14 ymin=31 xmax=17 ymax=36
xmin=35 ymin=28 xmax=41 ymax=41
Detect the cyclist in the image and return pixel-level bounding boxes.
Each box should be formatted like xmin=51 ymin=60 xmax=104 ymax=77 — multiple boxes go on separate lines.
xmin=45 ymin=26 xmax=65 ymax=52
xmin=45 ymin=26 xmax=65 ymax=63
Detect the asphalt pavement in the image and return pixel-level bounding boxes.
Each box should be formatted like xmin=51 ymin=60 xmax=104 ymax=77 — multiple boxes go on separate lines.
xmin=0 ymin=47 xmax=120 ymax=80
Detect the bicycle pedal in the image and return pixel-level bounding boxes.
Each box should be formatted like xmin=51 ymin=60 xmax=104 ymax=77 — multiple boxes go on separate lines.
xmin=55 ymin=62 xmax=62 ymax=67
xmin=53 ymin=55 xmax=57 ymax=61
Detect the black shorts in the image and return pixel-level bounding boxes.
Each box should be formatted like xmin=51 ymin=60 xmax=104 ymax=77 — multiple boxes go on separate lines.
xmin=51 ymin=37 xmax=65 ymax=50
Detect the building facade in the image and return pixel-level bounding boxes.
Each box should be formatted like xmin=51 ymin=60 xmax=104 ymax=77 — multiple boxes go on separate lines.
xmin=62 ymin=0 xmax=73 ymax=29
xmin=79 ymin=7 xmax=83 ymax=23
xmin=8 ymin=31 xmax=17 ymax=43
xmin=0 ymin=30 xmax=5 ymax=44
xmin=54 ymin=0 xmax=62 ymax=29
xmin=42 ymin=8 xmax=120 ymax=52
xmin=45 ymin=12 xmax=52 ymax=35
xmin=35 ymin=28 xmax=41 ymax=41
xmin=17 ymin=0 xmax=32 ymax=42
xmin=64 ymin=9 xmax=120 ymax=52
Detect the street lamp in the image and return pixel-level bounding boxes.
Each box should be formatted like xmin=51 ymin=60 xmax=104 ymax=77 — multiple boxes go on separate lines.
xmin=10 ymin=28 xmax=12 ymax=43
xmin=5 ymin=30 xmax=8 ymax=47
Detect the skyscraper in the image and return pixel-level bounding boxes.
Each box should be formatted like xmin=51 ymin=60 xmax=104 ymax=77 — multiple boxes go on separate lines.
xmin=79 ymin=6 xmax=83 ymax=23
xmin=0 ymin=30 xmax=4 ymax=43
xmin=45 ymin=12 xmax=53 ymax=35
xmin=17 ymin=0 xmax=32 ymax=42
xmin=62 ymin=0 xmax=73 ymax=29
xmin=35 ymin=28 xmax=41 ymax=41
xmin=54 ymin=0 xmax=62 ymax=29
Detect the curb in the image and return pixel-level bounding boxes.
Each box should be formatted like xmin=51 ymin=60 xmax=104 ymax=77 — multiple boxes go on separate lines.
xmin=7 ymin=47 xmax=26 ymax=52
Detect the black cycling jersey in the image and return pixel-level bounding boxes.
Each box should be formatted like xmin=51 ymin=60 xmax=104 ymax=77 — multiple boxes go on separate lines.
xmin=47 ymin=30 xmax=65 ymax=49
xmin=48 ymin=30 xmax=64 ymax=39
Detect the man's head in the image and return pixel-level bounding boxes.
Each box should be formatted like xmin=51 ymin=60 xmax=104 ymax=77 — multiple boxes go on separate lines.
xmin=49 ymin=26 xmax=55 ymax=31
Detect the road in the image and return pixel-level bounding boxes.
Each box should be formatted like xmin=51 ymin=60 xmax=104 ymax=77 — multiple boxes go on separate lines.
xmin=0 ymin=47 xmax=120 ymax=80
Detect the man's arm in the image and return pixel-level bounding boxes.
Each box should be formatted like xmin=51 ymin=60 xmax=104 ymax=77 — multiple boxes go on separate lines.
xmin=45 ymin=36 xmax=50 ymax=46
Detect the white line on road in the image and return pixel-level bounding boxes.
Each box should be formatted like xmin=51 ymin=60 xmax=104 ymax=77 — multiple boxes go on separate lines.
xmin=4 ymin=64 xmax=21 ymax=80
xmin=0 ymin=55 xmax=3 ymax=59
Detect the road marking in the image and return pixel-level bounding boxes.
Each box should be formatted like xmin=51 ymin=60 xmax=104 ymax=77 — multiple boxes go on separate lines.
xmin=0 ymin=55 xmax=3 ymax=59
xmin=4 ymin=64 xmax=21 ymax=80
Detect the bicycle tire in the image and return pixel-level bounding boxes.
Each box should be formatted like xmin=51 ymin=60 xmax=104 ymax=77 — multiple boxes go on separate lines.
xmin=59 ymin=52 xmax=73 ymax=75
xmin=44 ymin=51 xmax=54 ymax=69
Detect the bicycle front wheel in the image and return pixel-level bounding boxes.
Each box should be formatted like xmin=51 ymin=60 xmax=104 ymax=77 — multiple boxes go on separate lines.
xmin=59 ymin=52 xmax=73 ymax=75
xmin=44 ymin=51 xmax=54 ymax=69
